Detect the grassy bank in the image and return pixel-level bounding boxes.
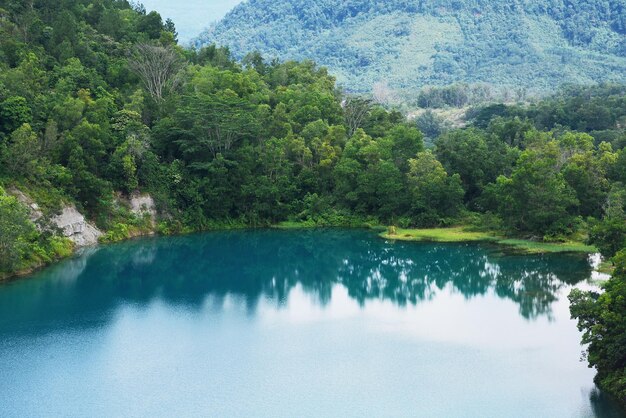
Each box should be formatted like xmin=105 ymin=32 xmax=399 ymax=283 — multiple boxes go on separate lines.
xmin=381 ymin=226 xmax=597 ymax=254
xmin=0 ymin=236 xmax=75 ymax=282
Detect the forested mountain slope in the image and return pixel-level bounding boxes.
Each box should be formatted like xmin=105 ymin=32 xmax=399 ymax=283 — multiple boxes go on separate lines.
xmin=198 ymin=0 xmax=626 ymax=97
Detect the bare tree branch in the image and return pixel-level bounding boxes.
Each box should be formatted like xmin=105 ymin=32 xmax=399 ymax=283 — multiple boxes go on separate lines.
xmin=129 ymin=44 xmax=184 ymax=102
xmin=343 ymin=96 xmax=372 ymax=136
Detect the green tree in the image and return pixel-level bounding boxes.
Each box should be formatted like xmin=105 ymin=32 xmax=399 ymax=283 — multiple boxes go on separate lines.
xmin=407 ymin=151 xmax=464 ymax=226
xmin=569 ymin=249 xmax=626 ymax=410
xmin=589 ymin=219 xmax=626 ymax=260
xmin=0 ymin=188 xmax=35 ymax=272
xmin=562 ymin=151 xmax=610 ymax=218
xmin=436 ymin=128 xmax=517 ymax=205
xmin=356 ymin=159 xmax=404 ymax=220
xmin=612 ymin=149 xmax=626 ymax=184
xmin=489 ymin=138 xmax=579 ymax=236
xmin=387 ymin=125 xmax=424 ymax=173
xmin=1 ymin=123 xmax=39 ymax=178
xmin=588 ymin=185 xmax=626 ymax=260
xmin=176 ymin=90 xmax=259 ymax=166
xmin=415 ymin=110 xmax=449 ymax=140
xmin=136 ymin=11 xmax=163 ymax=40
xmin=0 ymin=96 xmax=31 ymax=135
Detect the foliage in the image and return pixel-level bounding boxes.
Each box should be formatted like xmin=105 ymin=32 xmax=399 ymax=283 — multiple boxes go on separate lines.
xmin=0 ymin=187 xmax=35 ymax=272
xmin=406 ymin=151 xmax=465 ymax=226
xmin=485 ymin=133 xmax=593 ymax=237
xmin=435 ymin=128 xmax=518 ymax=206
xmin=415 ymin=110 xmax=450 ymax=141
xmin=1 ymin=123 xmax=40 ymax=179
xmin=570 ymin=250 xmax=626 ymax=409
xmin=0 ymin=187 xmax=73 ymax=276
xmin=0 ymin=96 xmax=31 ymax=135
xmin=100 ymin=223 xmax=132 ymax=244
xmin=588 ymin=185 xmax=626 ymax=260
xmin=588 ymin=219 xmax=626 ymax=260
xmin=470 ymin=85 xmax=626 ymax=141
xmin=198 ymin=0 xmax=626 ymax=98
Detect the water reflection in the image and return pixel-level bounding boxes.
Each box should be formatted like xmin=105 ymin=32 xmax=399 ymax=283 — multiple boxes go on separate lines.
xmin=0 ymin=229 xmax=592 ymax=336
xmin=589 ymin=388 xmax=626 ymax=418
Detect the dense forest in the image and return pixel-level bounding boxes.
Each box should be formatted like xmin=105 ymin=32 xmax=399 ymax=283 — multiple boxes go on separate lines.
xmin=198 ymin=0 xmax=626 ymax=99
xmin=0 ymin=0 xmax=625 ymax=409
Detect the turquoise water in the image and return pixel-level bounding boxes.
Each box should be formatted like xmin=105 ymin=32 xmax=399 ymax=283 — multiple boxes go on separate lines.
xmin=0 ymin=229 xmax=623 ymax=417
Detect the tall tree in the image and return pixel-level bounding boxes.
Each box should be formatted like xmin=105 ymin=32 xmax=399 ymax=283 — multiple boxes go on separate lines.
xmin=570 ymin=250 xmax=626 ymax=410
xmin=407 ymin=151 xmax=464 ymax=225
xmin=343 ymin=96 xmax=372 ymax=137
xmin=488 ymin=137 xmax=579 ymax=236
xmin=129 ymin=44 xmax=184 ymax=102
xmin=0 ymin=188 xmax=35 ymax=272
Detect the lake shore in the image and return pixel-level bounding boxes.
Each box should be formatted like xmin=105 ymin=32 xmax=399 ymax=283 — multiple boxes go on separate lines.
xmin=1 ymin=222 xmax=599 ymax=283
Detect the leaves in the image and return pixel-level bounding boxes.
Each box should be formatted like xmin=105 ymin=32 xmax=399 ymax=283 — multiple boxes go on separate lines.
xmin=0 ymin=187 xmax=35 ymax=272
xmin=199 ymin=0 xmax=626 ymax=97
xmin=570 ymin=249 xmax=626 ymax=408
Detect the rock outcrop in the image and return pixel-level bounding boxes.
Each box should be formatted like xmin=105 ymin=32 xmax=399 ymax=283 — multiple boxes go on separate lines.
xmin=52 ymin=206 xmax=102 ymax=247
xmin=8 ymin=188 xmax=43 ymax=222
xmin=129 ymin=193 xmax=157 ymax=225
xmin=9 ymin=188 xmax=159 ymax=248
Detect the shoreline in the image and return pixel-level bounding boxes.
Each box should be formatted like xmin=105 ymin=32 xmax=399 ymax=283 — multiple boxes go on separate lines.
xmin=1 ymin=223 xmax=600 ymax=283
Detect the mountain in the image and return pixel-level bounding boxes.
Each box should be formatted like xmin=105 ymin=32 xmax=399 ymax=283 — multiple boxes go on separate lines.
xmin=197 ymin=0 xmax=626 ymax=99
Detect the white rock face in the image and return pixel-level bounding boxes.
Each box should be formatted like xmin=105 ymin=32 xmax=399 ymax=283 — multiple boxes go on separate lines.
xmin=130 ymin=193 xmax=156 ymax=224
xmin=9 ymin=188 xmax=43 ymax=222
xmin=52 ymin=206 xmax=102 ymax=247
xmin=9 ymin=188 xmax=103 ymax=248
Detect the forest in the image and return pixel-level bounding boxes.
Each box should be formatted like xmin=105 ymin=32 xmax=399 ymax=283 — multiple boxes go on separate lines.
xmin=0 ymin=0 xmax=624 ymax=409
xmin=199 ymin=0 xmax=626 ymax=98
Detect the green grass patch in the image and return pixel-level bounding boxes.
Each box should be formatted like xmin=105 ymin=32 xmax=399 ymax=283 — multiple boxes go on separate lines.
xmin=273 ymin=220 xmax=319 ymax=229
xmin=381 ymin=226 xmax=597 ymax=254
xmin=496 ymin=239 xmax=596 ymax=254
xmin=381 ymin=226 xmax=496 ymax=242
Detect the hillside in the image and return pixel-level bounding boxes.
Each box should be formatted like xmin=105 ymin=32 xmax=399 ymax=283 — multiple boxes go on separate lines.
xmin=197 ymin=0 xmax=626 ymax=98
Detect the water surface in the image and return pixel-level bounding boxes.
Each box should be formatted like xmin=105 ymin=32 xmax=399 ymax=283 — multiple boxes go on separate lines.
xmin=0 ymin=230 xmax=623 ymax=417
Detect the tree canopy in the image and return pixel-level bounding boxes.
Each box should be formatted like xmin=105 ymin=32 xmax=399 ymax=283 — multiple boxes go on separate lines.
xmin=198 ymin=0 xmax=626 ymax=99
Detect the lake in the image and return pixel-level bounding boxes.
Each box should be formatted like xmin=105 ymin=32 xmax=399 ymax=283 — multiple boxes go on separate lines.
xmin=0 ymin=229 xmax=623 ymax=417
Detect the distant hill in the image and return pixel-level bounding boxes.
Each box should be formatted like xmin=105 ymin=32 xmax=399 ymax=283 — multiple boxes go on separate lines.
xmin=197 ymin=0 xmax=626 ymax=99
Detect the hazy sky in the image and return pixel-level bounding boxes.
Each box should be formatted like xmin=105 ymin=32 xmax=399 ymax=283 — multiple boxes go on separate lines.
xmin=140 ymin=0 xmax=244 ymax=43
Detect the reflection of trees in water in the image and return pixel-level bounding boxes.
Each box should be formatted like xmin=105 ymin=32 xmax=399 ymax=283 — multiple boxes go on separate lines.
xmin=587 ymin=387 xmax=625 ymax=418
xmin=0 ymin=230 xmax=593 ymax=336
xmin=335 ymin=239 xmax=590 ymax=319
